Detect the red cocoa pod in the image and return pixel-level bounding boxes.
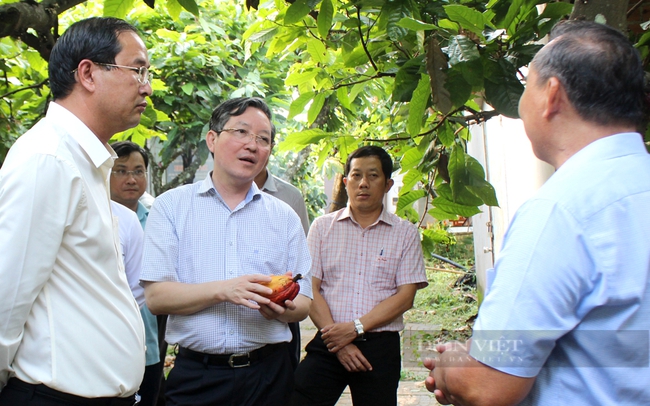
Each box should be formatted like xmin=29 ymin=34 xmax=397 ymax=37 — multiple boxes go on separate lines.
xmin=261 ymin=274 xmax=302 ymax=305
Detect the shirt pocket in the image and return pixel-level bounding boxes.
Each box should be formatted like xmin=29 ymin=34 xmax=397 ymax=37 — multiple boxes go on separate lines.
xmin=242 ymin=245 xmax=286 ymax=276
xmin=370 ymin=256 xmax=398 ymax=291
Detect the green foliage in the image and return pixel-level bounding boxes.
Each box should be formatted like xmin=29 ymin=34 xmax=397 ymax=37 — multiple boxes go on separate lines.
xmin=244 ymin=0 xmax=574 ymax=243
xmin=3 ymin=0 xmax=647 ymax=238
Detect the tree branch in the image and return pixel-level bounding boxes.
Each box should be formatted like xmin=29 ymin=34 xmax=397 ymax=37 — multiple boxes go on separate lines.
xmin=356 ymin=6 xmax=379 ymax=72
xmin=0 ymin=0 xmax=87 ymax=60
xmin=0 ymin=79 xmax=49 ymax=99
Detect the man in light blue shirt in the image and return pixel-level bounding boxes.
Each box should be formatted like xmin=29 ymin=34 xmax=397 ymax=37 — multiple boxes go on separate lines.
xmin=141 ymin=97 xmax=312 ymax=406
xmin=425 ymin=21 xmax=650 ymax=405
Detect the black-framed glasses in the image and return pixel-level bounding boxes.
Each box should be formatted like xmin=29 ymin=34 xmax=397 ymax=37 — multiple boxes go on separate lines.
xmin=220 ymin=128 xmax=273 ymax=148
xmin=72 ymin=62 xmax=153 ymax=85
xmin=112 ymin=169 xmax=146 ymax=179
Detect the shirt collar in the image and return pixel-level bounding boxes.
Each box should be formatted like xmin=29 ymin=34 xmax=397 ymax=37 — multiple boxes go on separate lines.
xmin=558 ymin=132 xmax=644 ymax=176
xmin=198 ymin=172 xmax=262 ymax=205
xmin=338 ymin=205 xmax=396 ymax=227
xmin=47 ymin=102 xmax=116 ymax=169
xmin=260 ymin=169 xmax=278 ymax=193
xmin=136 ymin=201 xmax=149 ymax=228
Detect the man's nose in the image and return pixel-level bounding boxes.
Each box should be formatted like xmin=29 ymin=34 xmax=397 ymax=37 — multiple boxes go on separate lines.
xmin=359 ymin=176 xmax=369 ymax=187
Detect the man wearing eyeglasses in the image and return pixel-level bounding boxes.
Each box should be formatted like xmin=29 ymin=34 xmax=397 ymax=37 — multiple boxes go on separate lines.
xmin=0 ymin=17 xmax=151 ymax=405
xmin=110 ymin=141 xmax=164 ymax=406
xmin=140 ymin=97 xmax=312 ymax=406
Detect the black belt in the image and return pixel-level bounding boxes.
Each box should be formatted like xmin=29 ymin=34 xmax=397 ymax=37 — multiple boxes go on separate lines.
xmin=178 ymin=343 xmax=286 ymax=368
xmin=5 ymin=378 xmax=139 ymax=406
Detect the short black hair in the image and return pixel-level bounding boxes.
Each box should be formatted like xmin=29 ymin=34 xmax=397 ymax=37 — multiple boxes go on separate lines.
xmin=209 ymin=97 xmax=276 ymax=143
xmin=532 ymin=20 xmax=645 ymax=128
xmin=344 ymin=146 xmax=393 ymax=180
xmin=110 ymin=141 xmax=149 ymax=168
xmin=49 ymin=17 xmax=140 ymax=100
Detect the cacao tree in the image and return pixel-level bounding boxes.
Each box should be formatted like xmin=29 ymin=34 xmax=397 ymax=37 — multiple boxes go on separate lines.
xmin=1 ymin=0 xmax=646 ymax=256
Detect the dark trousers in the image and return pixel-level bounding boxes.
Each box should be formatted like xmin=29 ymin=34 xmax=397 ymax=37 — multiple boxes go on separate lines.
xmin=0 ymin=378 xmax=138 ymax=406
xmin=165 ymin=343 xmax=293 ymax=406
xmin=288 ymin=321 xmax=301 ymax=369
xmin=139 ymin=361 xmax=163 ymax=406
xmin=291 ymin=331 xmax=401 ymax=406
xmin=156 ymin=314 xmax=168 ymax=406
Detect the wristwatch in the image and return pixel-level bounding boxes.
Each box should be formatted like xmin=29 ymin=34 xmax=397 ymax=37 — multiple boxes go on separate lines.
xmin=353 ymin=319 xmax=365 ymax=336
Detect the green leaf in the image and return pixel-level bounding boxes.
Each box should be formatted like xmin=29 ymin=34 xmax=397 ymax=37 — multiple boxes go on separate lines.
xmin=285 ymin=69 xmax=319 ymax=86
xmin=307 ymin=92 xmax=327 ymax=125
xmin=422 ymin=228 xmax=454 ymax=246
xmin=446 ymin=35 xmax=480 ymax=66
xmin=181 ymin=83 xmax=194 ymax=95
xmin=393 ymin=55 xmax=425 ymax=102
xmin=336 ymin=87 xmax=351 ymax=110
xmin=432 ymin=196 xmax=482 ymax=217
xmin=437 ymin=121 xmax=455 ymax=148
xmin=384 ymin=0 xmax=409 ymax=41
xmin=539 ymin=2 xmax=573 ymax=19
xmin=408 ymin=74 xmax=431 ymax=137
xmin=337 ymin=136 xmax=359 ymax=157
xmin=444 ymin=4 xmax=485 ymax=38
xmin=400 ymin=169 xmax=423 ymax=193
xmin=397 ymin=189 xmax=427 ymax=213
xmin=164 ymin=0 xmax=182 ymax=20
xmin=176 ymin=0 xmax=199 ymax=16
xmin=307 ymin=39 xmax=328 ymax=64
xmin=427 ymin=206 xmax=458 ymax=222
xmin=447 ymin=145 xmax=498 ymax=207
xmin=484 ymin=74 xmax=523 ymax=119
xmin=277 ymin=129 xmax=331 ymax=152
xmin=401 ymin=147 xmax=424 ymax=172
xmin=24 ymin=50 xmax=45 ymax=72
xmin=466 ymin=184 xmax=498 ymax=207
xmin=103 ymin=0 xmax=134 ymax=18
xmin=318 ymin=0 xmax=334 ymax=38
xmin=448 ymin=145 xmax=474 ymax=203
xmin=397 ymin=17 xmax=437 ymax=31
xmin=288 ymin=92 xmax=315 ymax=119
xmin=156 ymin=29 xmax=181 ymax=41
xmin=343 ymin=46 xmax=371 ymax=68
xmin=445 ymin=70 xmax=472 ymax=110
xmin=248 ymin=27 xmax=279 ymax=43
xmin=285 ymin=0 xmax=312 ymax=24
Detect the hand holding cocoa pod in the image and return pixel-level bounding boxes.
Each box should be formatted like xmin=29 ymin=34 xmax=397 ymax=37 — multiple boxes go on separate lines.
xmin=259 ymin=274 xmax=302 ymax=305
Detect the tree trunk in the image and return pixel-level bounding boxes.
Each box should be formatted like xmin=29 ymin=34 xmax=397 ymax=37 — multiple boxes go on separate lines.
xmin=327 ymin=172 xmax=347 ymax=213
xmin=570 ymin=0 xmax=630 ymax=32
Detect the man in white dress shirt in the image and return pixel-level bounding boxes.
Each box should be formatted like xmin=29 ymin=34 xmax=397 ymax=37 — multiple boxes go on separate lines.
xmin=0 ymin=17 xmax=152 ymax=405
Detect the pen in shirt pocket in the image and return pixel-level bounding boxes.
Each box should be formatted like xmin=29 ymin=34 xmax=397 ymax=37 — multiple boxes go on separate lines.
xmin=378 ymin=248 xmax=387 ymax=261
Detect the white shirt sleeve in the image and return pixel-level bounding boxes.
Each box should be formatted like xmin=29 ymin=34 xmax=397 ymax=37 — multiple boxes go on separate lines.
xmin=111 ymin=202 xmax=145 ymax=307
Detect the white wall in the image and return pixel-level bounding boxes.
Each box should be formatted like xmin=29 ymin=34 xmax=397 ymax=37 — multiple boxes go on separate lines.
xmin=468 ymin=114 xmax=554 ymax=296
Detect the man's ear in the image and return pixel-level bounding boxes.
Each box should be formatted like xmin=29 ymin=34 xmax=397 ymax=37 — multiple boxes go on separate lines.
xmin=75 ymin=59 xmax=96 ymax=92
xmin=206 ymin=130 xmax=217 ymax=151
xmin=542 ymin=77 xmax=565 ymax=119
xmin=385 ymin=178 xmax=394 ymax=193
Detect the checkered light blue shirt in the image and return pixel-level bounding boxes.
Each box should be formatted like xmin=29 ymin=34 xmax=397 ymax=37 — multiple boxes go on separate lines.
xmin=141 ymin=174 xmax=312 ymax=354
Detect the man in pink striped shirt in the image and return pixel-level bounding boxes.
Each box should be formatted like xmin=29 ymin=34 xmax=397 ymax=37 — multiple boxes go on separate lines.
xmin=291 ymin=146 xmax=428 ymax=406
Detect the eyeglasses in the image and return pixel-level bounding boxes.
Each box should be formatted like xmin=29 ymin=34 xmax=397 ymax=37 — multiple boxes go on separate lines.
xmin=94 ymin=62 xmax=152 ymax=85
xmin=72 ymin=62 xmax=152 ymax=85
xmin=220 ymin=128 xmax=273 ymax=148
xmin=112 ymin=169 xmax=146 ymax=179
